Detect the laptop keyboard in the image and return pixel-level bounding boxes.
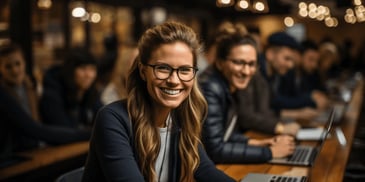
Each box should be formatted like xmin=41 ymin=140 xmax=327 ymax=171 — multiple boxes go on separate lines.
xmin=288 ymin=148 xmax=309 ymax=163
xmin=270 ymin=175 xmax=307 ymax=182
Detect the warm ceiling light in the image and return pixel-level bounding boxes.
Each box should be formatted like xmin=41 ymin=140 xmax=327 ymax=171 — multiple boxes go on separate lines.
xmin=317 ymin=5 xmax=326 ymax=14
xmin=238 ymin=0 xmax=250 ymax=9
xmin=216 ymin=0 xmax=234 ymax=7
xmin=325 ymin=17 xmax=334 ymax=27
xmin=308 ymin=3 xmax=316 ymax=11
xmin=298 ymin=2 xmax=307 ymax=9
xmin=221 ymin=0 xmax=232 ymax=5
xmin=284 ymin=17 xmax=294 ymax=27
xmin=254 ymin=2 xmax=265 ymax=11
xmin=299 ymin=9 xmax=308 ymax=17
xmin=346 ymin=8 xmax=354 ymax=15
xmin=324 ymin=7 xmax=330 ymax=16
xmin=90 ymin=13 xmax=101 ymax=23
xmin=316 ymin=14 xmax=325 ymax=21
xmin=72 ymin=7 xmax=86 ymax=18
xmin=308 ymin=10 xmax=317 ymax=18
xmin=354 ymin=0 xmax=362 ymax=6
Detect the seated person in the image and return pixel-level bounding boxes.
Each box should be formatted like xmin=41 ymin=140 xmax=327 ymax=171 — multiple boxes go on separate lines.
xmin=258 ymin=31 xmax=320 ymax=121
xmin=40 ymin=47 xmax=102 ymax=129
xmin=82 ymin=21 xmax=234 ymax=182
xmin=199 ymin=32 xmax=295 ymax=164
xmin=0 ymin=43 xmax=91 ymax=160
xmin=275 ymin=40 xmax=328 ymax=111
xmin=236 ymin=72 xmax=300 ymax=135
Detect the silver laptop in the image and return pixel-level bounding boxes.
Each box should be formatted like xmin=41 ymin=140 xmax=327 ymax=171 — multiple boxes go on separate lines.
xmin=313 ymin=103 xmax=346 ymax=125
xmin=296 ymin=106 xmax=340 ymax=141
xmin=240 ymin=109 xmax=335 ymax=182
xmin=240 ymin=173 xmax=307 ymax=182
xmin=270 ymin=108 xmax=335 ymax=166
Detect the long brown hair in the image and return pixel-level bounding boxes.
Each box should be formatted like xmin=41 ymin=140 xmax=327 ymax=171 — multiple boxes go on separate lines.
xmin=126 ymin=21 xmax=207 ymax=181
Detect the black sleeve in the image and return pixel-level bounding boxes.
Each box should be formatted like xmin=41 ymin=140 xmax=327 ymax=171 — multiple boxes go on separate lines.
xmin=200 ymin=81 xmax=272 ymax=164
xmin=87 ymin=105 xmax=145 ymax=181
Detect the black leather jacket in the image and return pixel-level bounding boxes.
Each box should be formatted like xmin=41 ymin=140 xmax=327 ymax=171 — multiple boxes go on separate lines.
xmin=199 ymin=65 xmax=272 ymax=164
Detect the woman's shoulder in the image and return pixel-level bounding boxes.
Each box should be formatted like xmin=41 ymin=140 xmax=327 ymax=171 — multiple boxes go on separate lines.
xmin=99 ymin=99 xmax=128 ymax=117
xmin=95 ymin=99 xmax=130 ymax=129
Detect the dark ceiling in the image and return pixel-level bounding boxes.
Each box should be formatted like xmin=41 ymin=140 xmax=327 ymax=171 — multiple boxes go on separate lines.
xmin=88 ymin=0 xmax=353 ymax=16
xmin=89 ymin=0 xmax=292 ymax=15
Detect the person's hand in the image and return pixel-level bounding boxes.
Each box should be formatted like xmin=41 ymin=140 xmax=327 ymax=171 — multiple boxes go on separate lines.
xmin=269 ymin=135 xmax=296 ymax=158
xmin=311 ymin=90 xmax=329 ymax=110
xmin=275 ymin=122 xmax=301 ymax=136
xmin=282 ymin=122 xmax=301 ymax=136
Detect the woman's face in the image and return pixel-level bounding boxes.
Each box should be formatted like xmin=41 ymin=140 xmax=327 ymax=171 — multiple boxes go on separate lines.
xmin=74 ymin=64 xmax=97 ymax=91
xmin=217 ymin=44 xmax=257 ymax=93
xmin=0 ymin=51 xmax=26 ymax=86
xmin=140 ymin=42 xmax=194 ymax=110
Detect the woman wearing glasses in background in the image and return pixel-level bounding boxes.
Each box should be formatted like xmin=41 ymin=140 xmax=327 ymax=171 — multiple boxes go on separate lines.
xmin=82 ymin=22 xmax=234 ymax=182
xmin=199 ymin=31 xmax=295 ymax=164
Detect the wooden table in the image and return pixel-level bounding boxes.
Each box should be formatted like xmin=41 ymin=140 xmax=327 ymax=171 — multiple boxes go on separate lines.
xmin=217 ymin=80 xmax=364 ymax=182
xmin=0 ymin=141 xmax=89 ymax=181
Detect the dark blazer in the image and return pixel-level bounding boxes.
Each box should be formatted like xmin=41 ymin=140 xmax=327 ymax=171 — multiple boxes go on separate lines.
xmin=82 ymin=100 xmax=234 ymax=182
xmin=198 ymin=65 xmax=272 ymax=164
xmin=235 ymin=72 xmax=279 ymax=134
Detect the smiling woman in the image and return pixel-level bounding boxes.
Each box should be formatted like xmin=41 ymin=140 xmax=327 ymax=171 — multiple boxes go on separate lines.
xmin=82 ymin=21 xmax=234 ymax=182
xmin=139 ymin=42 xmax=196 ymax=116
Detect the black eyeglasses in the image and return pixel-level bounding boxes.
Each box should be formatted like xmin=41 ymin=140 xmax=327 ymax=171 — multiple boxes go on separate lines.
xmin=227 ymin=58 xmax=258 ymax=69
xmin=144 ymin=63 xmax=198 ymax=82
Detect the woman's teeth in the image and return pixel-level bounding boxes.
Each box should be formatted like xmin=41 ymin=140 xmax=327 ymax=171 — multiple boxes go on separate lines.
xmin=162 ymin=88 xmax=181 ymax=95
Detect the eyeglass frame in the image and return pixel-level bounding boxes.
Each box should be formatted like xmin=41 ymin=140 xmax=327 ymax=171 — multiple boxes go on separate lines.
xmin=143 ymin=63 xmax=199 ymax=82
xmin=226 ymin=58 xmax=258 ymax=69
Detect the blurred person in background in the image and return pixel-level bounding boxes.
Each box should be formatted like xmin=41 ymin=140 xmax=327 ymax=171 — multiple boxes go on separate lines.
xmin=200 ymin=21 xmax=248 ymax=73
xmin=199 ymin=31 xmax=295 ymax=164
xmin=318 ymin=40 xmax=341 ymax=84
xmin=100 ymin=44 xmax=138 ymax=105
xmin=236 ymin=30 xmax=301 ymax=135
xmin=258 ymin=31 xmax=319 ymax=121
xmin=40 ymin=47 xmax=102 ymax=130
xmin=0 ymin=42 xmax=91 ymax=160
xmin=275 ymin=40 xmax=329 ymax=111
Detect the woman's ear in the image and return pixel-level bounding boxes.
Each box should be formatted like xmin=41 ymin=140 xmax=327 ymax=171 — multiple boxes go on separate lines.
xmin=138 ymin=62 xmax=146 ymax=81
